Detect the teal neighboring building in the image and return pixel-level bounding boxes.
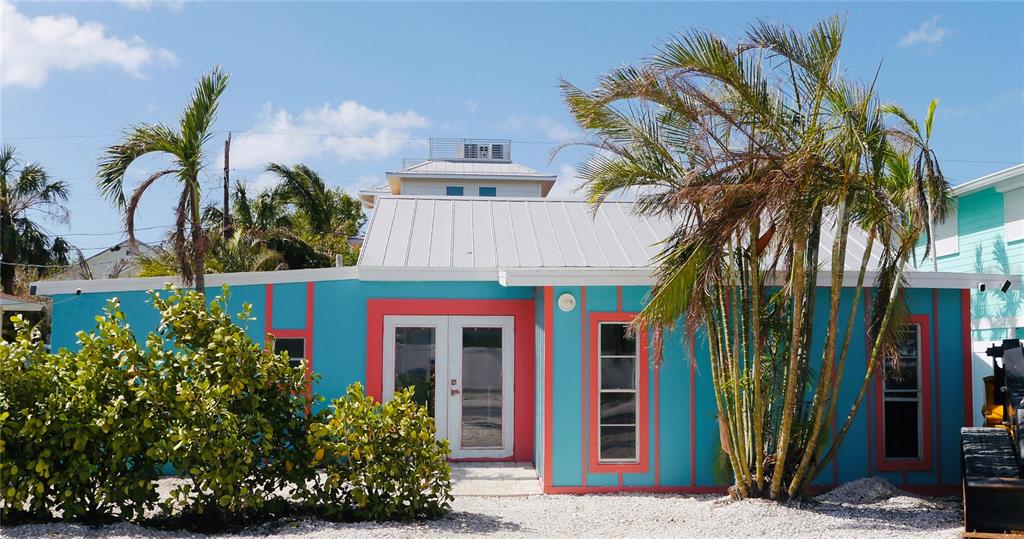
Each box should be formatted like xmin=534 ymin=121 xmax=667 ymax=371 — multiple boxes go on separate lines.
xmin=922 ymin=163 xmax=1024 ymax=426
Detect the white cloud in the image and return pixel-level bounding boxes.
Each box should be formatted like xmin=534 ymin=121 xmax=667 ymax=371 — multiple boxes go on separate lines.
xmin=116 ymin=0 xmax=186 ymax=11
xmin=502 ymin=114 xmax=528 ymax=131
xmin=229 ymin=101 xmax=430 ymax=169
xmin=549 ymin=164 xmax=586 ymax=198
xmin=899 ymin=15 xmax=949 ymax=48
xmin=535 ymin=116 xmax=577 ymax=143
xmin=502 ymin=113 xmax=578 ymax=142
xmin=0 ymin=0 xmax=178 ymax=88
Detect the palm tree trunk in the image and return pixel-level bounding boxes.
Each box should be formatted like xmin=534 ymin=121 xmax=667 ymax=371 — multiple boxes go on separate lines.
xmin=815 ymin=247 xmax=910 ymax=472
xmin=189 ymin=184 xmax=206 ymax=295
xmin=787 ymin=197 xmax=849 ymax=496
xmin=809 ymin=230 xmax=875 ymax=481
xmin=749 ymin=220 xmax=765 ymax=492
xmin=770 ymin=231 xmax=808 ymax=500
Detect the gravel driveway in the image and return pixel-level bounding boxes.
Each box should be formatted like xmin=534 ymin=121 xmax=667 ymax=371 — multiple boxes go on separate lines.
xmin=1 ymin=478 xmax=962 ymax=538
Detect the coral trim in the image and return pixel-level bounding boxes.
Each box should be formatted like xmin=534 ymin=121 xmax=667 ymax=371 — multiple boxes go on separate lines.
xmin=961 ymin=289 xmax=973 ymax=428
xmin=587 ymin=311 xmax=649 ymax=474
xmin=932 ymin=289 xmax=942 ymax=485
xmin=264 ymin=283 xmax=315 ymax=393
xmin=365 ymin=298 xmax=535 ymax=462
xmin=689 ymin=327 xmax=696 ymax=487
xmin=872 ymin=313 xmax=934 ymax=472
xmin=580 ymin=287 xmax=588 ymax=486
xmin=543 ymin=287 xmax=554 ymax=488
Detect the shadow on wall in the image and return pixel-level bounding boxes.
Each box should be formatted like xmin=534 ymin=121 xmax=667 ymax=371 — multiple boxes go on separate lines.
xmin=971 ymin=236 xmax=1021 ymax=335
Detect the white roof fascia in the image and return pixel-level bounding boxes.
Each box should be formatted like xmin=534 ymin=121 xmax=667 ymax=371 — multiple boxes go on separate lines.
xmin=386 ymin=172 xmax=557 ymax=182
xmin=31 ymin=266 xmax=359 ymax=296
xmin=356 ymin=267 xmax=500 ymax=282
xmin=0 ymin=299 xmax=45 ymax=312
xmin=498 ymin=267 xmax=1019 ymax=290
xmin=951 ymin=163 xmax=1024 ymax=196
xmin=498 ymin=268 xmax=656 ymax=287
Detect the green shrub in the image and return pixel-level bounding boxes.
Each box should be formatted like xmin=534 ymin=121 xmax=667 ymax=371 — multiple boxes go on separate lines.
xmin=0 ymin=305 xmax=163 ymax=523
xmin=145 ymin=287 xmax=316 ymax=521
xmin=307 ymin=383 xmax=453 ymax=521
xmin=1 ymin=289 xmax=449 ymax=528
xmin=1 ymin=316 xmax=61 ymax=521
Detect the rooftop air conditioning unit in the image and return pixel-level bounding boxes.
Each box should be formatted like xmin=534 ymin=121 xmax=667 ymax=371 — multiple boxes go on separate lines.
xmin=462 ymin=143 xmax=508 ymax=161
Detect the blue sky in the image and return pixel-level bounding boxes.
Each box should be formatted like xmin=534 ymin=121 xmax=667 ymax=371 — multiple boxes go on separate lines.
xmin=2 ymin=1 xmax=1022 ymax=255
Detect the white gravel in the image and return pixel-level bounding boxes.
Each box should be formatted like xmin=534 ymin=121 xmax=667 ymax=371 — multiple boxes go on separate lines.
xmin=0 ymin=478 xmax=961 ymax=538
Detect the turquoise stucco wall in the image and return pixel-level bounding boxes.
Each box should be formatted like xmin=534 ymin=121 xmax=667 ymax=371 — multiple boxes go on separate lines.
xmin=49 ymin=280 xmax=534 ymax=413
xmin=48 ymin=278 xmax=969 ymax=488
xmin=542 ymin=285 xmax=968 ymax=489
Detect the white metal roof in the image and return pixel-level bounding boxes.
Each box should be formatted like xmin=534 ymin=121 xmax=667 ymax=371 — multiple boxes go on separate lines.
xmin=355 ymin=196 xmax=1013 ymax=290
xmin=358 ymin=196 xmax=885 ymax=270
xmin=31 ymin=197 xmax=1018 ymax=295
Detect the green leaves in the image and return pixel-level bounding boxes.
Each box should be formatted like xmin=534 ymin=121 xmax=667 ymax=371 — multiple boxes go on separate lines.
xmin=306 ymin=384 xmax=453 ymax=522
xmin=1 ymin=289 xmax=448 ymax=527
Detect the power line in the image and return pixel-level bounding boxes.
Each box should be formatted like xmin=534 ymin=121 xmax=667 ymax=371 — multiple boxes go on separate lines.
xmin=57 ymin=224 xmax=173 ymax=237
xmin=0 ymin=260 xmax=73 ymax=268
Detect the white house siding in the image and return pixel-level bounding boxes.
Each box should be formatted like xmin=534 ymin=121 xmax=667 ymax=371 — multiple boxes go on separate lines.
xmin=399 ymin=179 xmax=543 ymax=198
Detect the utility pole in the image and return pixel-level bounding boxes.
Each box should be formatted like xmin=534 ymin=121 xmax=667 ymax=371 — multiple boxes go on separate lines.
xmin=223 ymin=132 xmax=232 ymax=239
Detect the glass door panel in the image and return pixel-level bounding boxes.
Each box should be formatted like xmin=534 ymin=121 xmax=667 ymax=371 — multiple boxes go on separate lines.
xmin=459 ymin=327 xmax=504 ymax=448
xmin=383 ymin=316 xmax=448 ymax=440
xmin=448 ymin=316 xmax=514 ymax=458
xmin=394 ymin=326 xmax=437 ymax=416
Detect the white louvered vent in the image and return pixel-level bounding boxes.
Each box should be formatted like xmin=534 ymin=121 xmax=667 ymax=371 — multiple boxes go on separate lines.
xmin=462 ymin=143 xmax=508 ymax=161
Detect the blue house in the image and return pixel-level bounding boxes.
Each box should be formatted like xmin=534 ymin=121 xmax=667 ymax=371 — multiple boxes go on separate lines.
xmin=32 ymin=141 xmax=1016 ymax=494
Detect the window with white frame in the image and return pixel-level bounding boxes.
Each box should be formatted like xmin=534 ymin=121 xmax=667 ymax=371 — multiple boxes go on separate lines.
xmin=882 ymin=324 xmax=922 ymax=459
xmin=598 ymin=322 xmax=639 ymax=462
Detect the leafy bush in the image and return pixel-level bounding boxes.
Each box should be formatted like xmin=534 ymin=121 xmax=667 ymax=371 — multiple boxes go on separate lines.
xmin=1 ymin=316 xmax=61 ymax=521
xmin=307 ymin=383 xmax=452 ymax=521
xmin=1 ymin=307 xmax=163 ymax=523
xmin=0 ymin=288 xmax=449 ymax=528
xmin=144 ymin=287 xmax=316 ymax=521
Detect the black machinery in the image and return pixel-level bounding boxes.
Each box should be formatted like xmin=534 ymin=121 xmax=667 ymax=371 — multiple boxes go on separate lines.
xmin=960 ymin=338 xmax=1024 ymax=535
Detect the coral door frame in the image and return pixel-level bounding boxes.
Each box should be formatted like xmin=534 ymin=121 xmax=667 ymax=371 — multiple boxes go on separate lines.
xmin=367 ymin=298 xmax=535 ymax=462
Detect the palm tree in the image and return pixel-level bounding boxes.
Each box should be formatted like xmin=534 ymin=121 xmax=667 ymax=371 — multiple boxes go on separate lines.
xmin=98 ymin=67 xmax=229 ymax=295
xmin=264 ymin=163 xmax=365 ymax=265
xmin=561 ymin=16 xmax=946 ymax=499
xmin=0 ymin=145 xmax=71 ymax=295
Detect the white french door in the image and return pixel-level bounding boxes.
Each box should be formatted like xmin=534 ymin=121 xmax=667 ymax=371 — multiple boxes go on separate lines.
xmin=382 ymin=315 xmax=514 ymax=459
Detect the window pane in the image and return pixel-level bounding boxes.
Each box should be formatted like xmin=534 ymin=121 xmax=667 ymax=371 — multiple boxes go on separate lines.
xmin=884 ymin=399 xmax=919 ymax=458
xmin=885 ymin=324 xmax=919 ymax=391
xmin=479 ymin=187 xmax=497 ymax=197
xmin=600 ymin=425 xmax=637 ymax=460
xmin=600 ymin=323 xmax=636 ymax=356
xmin=885 ymin=360 xmax=919 ymax=390
xmin=394 ymin=327 xmax=436 ymax=415
xmin=601 ymin=356 xmax=635 ymax=389
xmin=446 ymin=186 xmax=464 ymax=196
xmin=600 ymin=392 xmax=636 ymax=425
xmin=461 ymin=327 xmax=503 ymax=448
xmin=895 ymin=326 xmax=918 ymax=358
xmin=273 ymin=338 xmax=304 ymax=368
